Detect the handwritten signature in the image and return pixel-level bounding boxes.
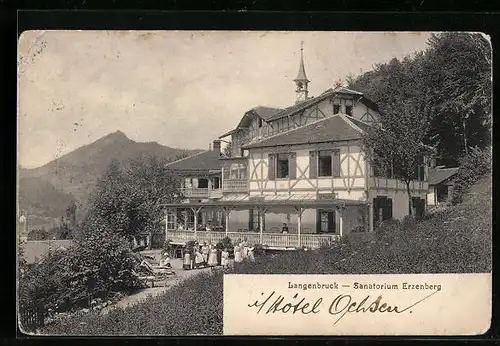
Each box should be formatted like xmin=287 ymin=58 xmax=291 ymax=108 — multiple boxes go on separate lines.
xmin=247 ymin=290 xmax=440 ymax=326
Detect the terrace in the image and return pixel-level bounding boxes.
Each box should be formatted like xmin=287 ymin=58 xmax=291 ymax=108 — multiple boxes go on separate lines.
xmin=162 ymin=198 xmax=370 ymax=250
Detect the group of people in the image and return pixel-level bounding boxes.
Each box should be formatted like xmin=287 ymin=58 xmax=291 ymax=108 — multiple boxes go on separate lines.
xmin=182 ymin=238 xmax=255 ymax=270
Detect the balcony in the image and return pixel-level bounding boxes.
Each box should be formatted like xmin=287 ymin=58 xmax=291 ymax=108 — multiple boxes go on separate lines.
xmin=166 ymin=230 xmax=340 ymax=250
xmin=222 ymin=179 xmax=248 ymax=193
xmin=181 ymin=187 xmax=223 ymax=199
xmin=181 ymin=187 xmax=209 ymax=198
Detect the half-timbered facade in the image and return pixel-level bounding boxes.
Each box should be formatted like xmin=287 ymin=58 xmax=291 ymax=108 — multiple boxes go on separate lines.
xmin=162 ymin=47 xmax=428 ymax=250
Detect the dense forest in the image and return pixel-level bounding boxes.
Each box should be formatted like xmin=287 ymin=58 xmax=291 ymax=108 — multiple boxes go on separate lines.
xmin=347 ymin=32 xmax=491 ymax=167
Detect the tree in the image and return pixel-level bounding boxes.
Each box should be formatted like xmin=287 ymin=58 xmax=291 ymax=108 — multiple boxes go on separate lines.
xmin=363 ymin=100 xmax=432 ymax=216
xmin=79 ymin=157 xmax=183 ymax=241
xmin=65 ymin=200 xmax=77 ymax=229
xmin=348 ymin=33 xmax=491 ymax=167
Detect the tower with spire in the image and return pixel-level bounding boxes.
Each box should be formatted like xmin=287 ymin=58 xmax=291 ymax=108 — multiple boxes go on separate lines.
xmin=294 ymin=41 xmax=310 ymax=104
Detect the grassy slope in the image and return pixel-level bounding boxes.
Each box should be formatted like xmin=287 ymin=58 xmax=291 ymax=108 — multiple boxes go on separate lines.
xmin=40 ymin=176 xmax=491 ymax=335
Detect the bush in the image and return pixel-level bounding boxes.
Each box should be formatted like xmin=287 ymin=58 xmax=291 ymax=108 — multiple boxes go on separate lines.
xmin=41 ymin=271 xmax=224 ymax=336
xmin=19 ymin=227 xmax=142 ymax=331
xmin=450 ymin=146 xmax=491 ymax=205
xmin=218 ymin=236 xmax=233 ymax=251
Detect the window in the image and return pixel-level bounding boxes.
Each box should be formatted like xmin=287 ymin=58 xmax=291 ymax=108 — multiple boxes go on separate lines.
xmin=212 ymin=176 xmax=220 ymax=189
xmin=436 ymin=185 xmax=449 ymax=203
xmin=345 ymin=105 xmax=353 ymax=116
xmin=249 ymin=209 xmax=264 ymax=231
xmin=373 ymin=196 xmax=393 ymax=224
xmin=317 ymin=210 xmax=336 ymax=233
xmin=258 ymin=118 xmax=263 ymax=128
xmin=277 ymin=154 xmax=289 ymax=179
xmin=333 ymin=104 xmax=341 ymax=114
xmin=318 ymin=151 xmax=332 ymax=176
xmin=198 ymin=178 xmax=208 ymax=188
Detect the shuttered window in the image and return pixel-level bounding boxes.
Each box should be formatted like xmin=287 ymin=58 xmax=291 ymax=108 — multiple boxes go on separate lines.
xmin=318 ymin=150 xmax=332 ymax=176
xmin=309 ymin=151 xmax=317 ymax=178
xmin=332 ymin=149 xmax=341 ymax=177
xmin=268 ymin=154 xmax=276 ymax=180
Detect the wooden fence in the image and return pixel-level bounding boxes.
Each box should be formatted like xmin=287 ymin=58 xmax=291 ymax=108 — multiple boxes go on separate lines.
xmin=19 ymin=304 xmax=45 ymax=332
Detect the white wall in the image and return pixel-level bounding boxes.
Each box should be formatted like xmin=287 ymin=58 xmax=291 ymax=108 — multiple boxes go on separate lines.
xmin=248 ymin=144 xmax=367 ymax=201
xmin=368 ymin=188 xmax=427 ymax=220
xmin=427 ymin=187 xmax=436 ymax=206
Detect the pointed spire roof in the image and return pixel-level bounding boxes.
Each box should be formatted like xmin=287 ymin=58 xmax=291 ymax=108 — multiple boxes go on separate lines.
xmin=294 ymin=43 xmax=309 ymax=82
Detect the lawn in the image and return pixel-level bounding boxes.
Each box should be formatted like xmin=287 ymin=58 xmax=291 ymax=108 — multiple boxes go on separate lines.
xmin=39 ymin=176 xmax=491 ymax=335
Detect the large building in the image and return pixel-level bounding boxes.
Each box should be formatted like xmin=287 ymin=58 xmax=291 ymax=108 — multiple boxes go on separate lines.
xmin=163 ymin=47 xmax=428 ymax=250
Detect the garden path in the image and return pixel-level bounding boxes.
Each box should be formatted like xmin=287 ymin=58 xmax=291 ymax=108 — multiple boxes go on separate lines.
xmin=100 ymin=258 xmax=213 ymax=314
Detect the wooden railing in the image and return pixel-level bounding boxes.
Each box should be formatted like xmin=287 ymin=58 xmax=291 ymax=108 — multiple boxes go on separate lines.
xmin=222 ymin=179 xmax=248 ymax=193
xmin=166 ymin=230 xmax=340 ymax=249
xmin=181 ymin=187 xmax=209 ymax=198
xmin=209 ymin=189 xmax=222 ymax=199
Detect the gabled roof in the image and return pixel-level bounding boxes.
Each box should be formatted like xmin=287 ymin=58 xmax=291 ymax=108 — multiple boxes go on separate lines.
xmin=265 ymin=87 xmax=378 ymax=123
xmin=428 ymin=167 xmax=459 ymax=185
xmin=266 ymin=89 xmax=337 ymax=122
xmin=219 ymin=106 xmax=283 ymax=138
xmin=252 ymin=106 xmax=284 ymax=121
xmin=242 ymin=114 xmax=369 ymax=149
xmin=166 ymin=150 xmax=222 ymax=171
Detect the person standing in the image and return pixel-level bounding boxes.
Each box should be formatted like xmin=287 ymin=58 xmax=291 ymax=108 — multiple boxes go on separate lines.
xmin=221 ymin=248 xmax=229 ymax=269
xmin=201 ymin=242 xmax=209 ymax=264
xmin=183 ymin=252 xmax=191 ymax=270
xmin=208 ymin=244 xmax=218 ymax=267
xmin=233 ymin=243 xmax=242 ymax=264
xmin=247 ymin=246 xmax=255 ymax=262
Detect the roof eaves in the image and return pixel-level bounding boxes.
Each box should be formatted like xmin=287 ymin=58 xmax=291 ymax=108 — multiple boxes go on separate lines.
xmin=165 ymin=150 xmax=209 ymax=167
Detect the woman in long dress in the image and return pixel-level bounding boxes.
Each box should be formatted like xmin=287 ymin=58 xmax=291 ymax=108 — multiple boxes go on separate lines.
xmin=207 ymin=245 xmax=218 ymax=267
xmin=183 ymin=252 xmax=191 ymax=270
xmin=195 ymin=249 xmax=205 ymax=268
xmin=233 ymin=244 xmax=242 ymax=263
xmin=201 ymin=242 xmax=209 ymax=264
xmin=221 ymin=248 xmax=229 ymax=269
xmin=247 ymin=247 xmax=255 ymax=262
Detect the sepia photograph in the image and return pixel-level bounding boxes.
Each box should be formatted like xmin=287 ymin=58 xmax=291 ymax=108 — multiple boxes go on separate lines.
xmin=17 ymin=30 xmax=492 ymax=335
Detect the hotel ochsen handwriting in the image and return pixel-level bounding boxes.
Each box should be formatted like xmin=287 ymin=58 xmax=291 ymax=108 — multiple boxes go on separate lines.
xmin=247 ymin=290 xmax=440 ymax=326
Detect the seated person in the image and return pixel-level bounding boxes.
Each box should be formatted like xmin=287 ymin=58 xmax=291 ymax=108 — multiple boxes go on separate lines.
xmin=282 ymin=223 xmax=289 ymax=234
xmin=159 ymin=251 xmax=171 ymax=268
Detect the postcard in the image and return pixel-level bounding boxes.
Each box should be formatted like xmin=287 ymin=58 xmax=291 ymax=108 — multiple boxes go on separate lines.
xmin=17 ymin=30 xmax=492 ymax=336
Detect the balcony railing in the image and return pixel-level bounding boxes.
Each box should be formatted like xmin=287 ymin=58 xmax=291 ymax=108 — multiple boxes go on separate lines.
xmin=181 ymin=187 xmax=209 ymax=198
xmin=166 ymin=230 xmax=340 ymax=249
xmin=181 ymin=187 xmax=223 ymax=199
xmin=222 ymin=179 xmax=248 ymax=193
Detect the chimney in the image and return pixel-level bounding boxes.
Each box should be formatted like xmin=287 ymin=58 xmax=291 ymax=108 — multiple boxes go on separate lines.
xmin=213 ymin=140 xmax=221 ymax=154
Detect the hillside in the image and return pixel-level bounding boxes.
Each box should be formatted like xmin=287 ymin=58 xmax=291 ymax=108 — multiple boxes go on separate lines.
xmin=19 ymin=131 xmax=201 ymax=226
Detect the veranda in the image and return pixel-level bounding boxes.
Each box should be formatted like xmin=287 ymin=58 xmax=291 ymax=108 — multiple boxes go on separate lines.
xmin=161 ymin=199 xmax=372 ymax=250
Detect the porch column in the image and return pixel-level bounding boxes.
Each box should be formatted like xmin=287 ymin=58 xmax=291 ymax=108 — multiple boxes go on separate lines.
xmin=165 ymin=209 xmax=168 ymax=242
xmin=224 ymin=208 xmax=230 ymax=235
xmin=297 ymin=207 xmax=303 ymax=248
xmin=192 ymin=208 xmax=198 ymax=240
xmin=338 ymin=207 xmax=343 ymax=238
xmin=259 ymin=207 xmax=267 ymax=244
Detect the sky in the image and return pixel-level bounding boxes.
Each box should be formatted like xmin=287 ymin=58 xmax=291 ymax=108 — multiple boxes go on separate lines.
xmin=18 ymin=31 xmax=431 ymax=169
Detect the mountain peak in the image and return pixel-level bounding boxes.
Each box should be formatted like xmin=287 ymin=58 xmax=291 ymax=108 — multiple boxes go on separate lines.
xmin=108 ymin=130 xmax=129 ymax=139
